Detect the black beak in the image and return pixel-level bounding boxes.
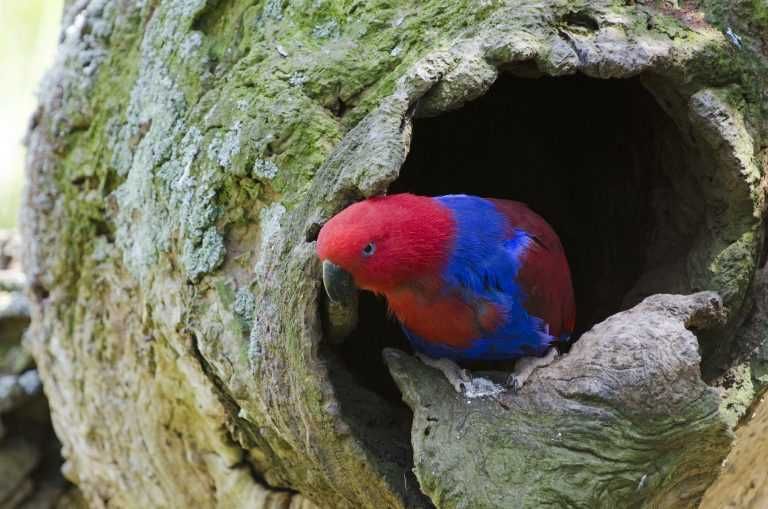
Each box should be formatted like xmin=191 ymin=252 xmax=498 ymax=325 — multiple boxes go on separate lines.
xmin=322 ymin=260 xmax=356 ymax=304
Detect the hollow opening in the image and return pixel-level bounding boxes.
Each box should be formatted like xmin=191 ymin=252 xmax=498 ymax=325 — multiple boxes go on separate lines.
xmin=393 ymin=74 xmax=692 ymax=335
xmin=323 ymin=72 xmax=714 ymax=504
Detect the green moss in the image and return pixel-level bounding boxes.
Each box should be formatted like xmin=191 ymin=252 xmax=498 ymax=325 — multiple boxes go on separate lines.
xmin=700 ymin=0 xmax=768 ymax=36
xmin=217 ymin=176 xmax=262 ymax=225
xmin=708 ymin=230 xmax=759 ymax=306
xmin=215 ymin=279 xmax=256 ymax=333
xmin=696 ymin=0 xmax=768 ymax=133
xmin=215 ymin=279 xmax=236 ymax=307
xmin=47 ymin=4 xmax=144 ymax=298
xmin=753 ymin=0 xmax=768 ymax=31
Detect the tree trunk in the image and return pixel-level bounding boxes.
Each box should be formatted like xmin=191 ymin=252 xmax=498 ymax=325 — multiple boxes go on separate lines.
xmin=23 ymin=0 xmax=768 ymax=508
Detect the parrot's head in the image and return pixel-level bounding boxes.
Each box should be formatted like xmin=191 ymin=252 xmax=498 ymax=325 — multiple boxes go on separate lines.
xmin=316 ymin=193 xmax=455 ymax=301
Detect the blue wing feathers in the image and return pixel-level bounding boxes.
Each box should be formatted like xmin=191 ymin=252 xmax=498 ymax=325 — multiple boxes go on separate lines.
xmin=403 ymin=195 xmax=554 ymax=361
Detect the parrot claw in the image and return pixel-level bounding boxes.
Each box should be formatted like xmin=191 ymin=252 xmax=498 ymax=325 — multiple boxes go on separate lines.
xmin=416 ymin=354 xmax=473 ymax=394
xmin=506 ymin=376 xmax=522 ymax=394
xmin=505 ymin=347 xmax=558 ymax=393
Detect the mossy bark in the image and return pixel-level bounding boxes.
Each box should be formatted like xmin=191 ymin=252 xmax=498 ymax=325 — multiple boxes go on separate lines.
xmin=23 ymin=1 xmax=768 ymax=508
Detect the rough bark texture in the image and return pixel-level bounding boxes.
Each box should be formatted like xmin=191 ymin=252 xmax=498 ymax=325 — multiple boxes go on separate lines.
xmin=386 ymin=292 xmax=730 ymax=508
xmin=700 ymin=265 xmax=768 ymax=508
xmin=700 ymin=389 xmax=768 ymax=509
xmin=22 ymin=0 xmax=768 ymax=508
xmin=0 ymin=230 xmax=81 ymax=509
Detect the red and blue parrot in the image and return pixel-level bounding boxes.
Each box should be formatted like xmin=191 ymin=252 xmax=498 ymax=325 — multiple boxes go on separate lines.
xmin=316 ymin=193 xmax=575 ymax=385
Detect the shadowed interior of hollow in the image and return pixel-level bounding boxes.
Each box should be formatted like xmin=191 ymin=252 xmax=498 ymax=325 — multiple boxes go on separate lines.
xmin=391 ymin=73 xmax=697 ymax=336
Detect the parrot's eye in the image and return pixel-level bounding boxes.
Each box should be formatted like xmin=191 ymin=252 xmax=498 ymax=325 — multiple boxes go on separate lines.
xmin=362 ymin=242 xmax=376 ymax=257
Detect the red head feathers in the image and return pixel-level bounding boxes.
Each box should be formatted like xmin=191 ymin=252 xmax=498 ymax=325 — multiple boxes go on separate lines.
xmin=316 ymin=193 xmax=455 ymax=293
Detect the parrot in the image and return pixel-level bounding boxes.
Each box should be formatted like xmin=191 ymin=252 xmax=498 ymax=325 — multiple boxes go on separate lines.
xmin=316 ymin=193 xmax=575 ymax=393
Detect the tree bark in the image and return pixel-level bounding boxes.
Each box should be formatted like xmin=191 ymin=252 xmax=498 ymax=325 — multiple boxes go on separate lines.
xmin=23 ymin=1 xmax=768 ymax=508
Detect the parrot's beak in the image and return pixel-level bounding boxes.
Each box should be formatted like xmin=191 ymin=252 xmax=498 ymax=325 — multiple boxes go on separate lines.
xmin=322 ymin=260 xmax=356 ymax=303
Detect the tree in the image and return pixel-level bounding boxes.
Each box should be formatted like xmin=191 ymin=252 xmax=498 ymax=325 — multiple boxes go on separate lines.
xmin=23 ymin=0 xmax=768 ymax=507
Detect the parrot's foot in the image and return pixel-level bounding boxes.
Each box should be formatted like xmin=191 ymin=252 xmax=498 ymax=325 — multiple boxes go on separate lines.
xmin=416 ymin=354 xmax=505 ymax=398
xmin=416 ymin=354 xmax=472 ymax=394
xmin=506 ymin=348 xmax=558 ymax=393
